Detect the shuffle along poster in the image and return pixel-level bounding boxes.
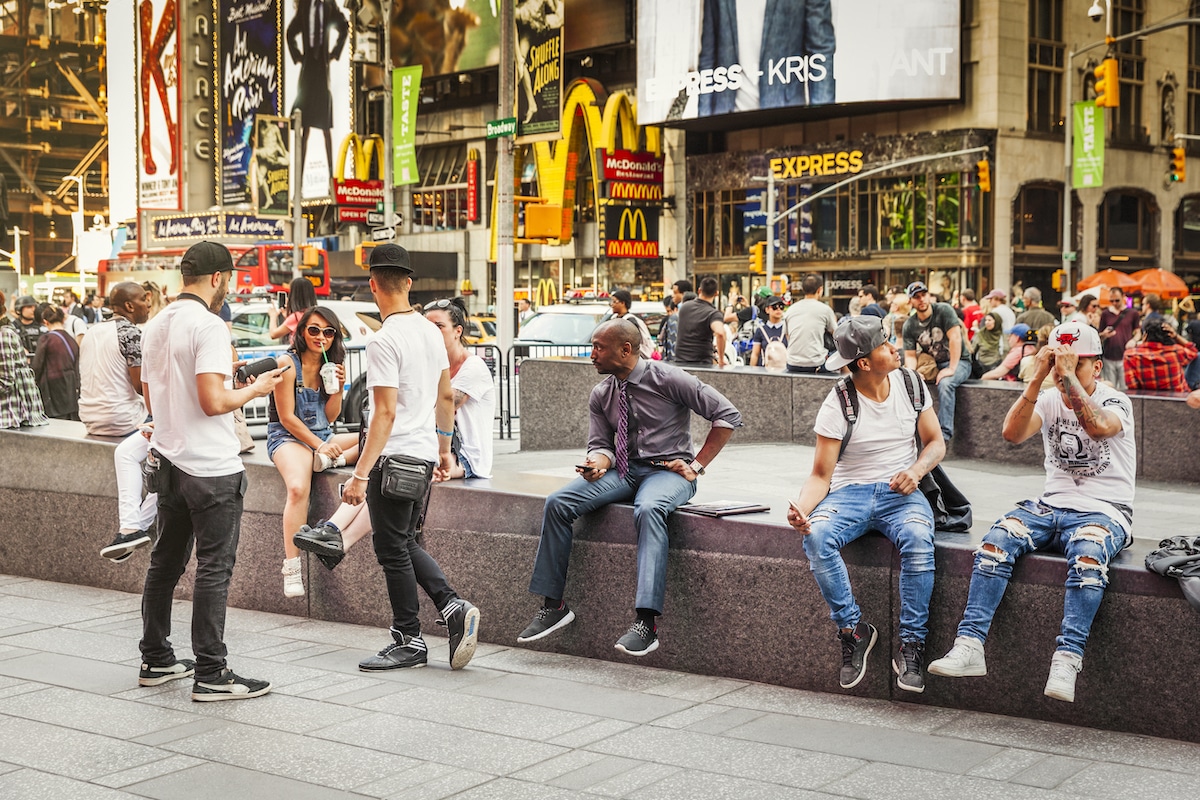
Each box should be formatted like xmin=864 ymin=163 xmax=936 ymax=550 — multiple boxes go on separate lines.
xmin=220 ymin=0 xmax=283 ymax=207
xmin=515 ymin=0 xmax=563 ymax=141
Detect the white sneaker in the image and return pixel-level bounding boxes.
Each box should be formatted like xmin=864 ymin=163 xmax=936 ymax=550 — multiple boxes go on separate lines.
xmin=1044 ymin=651 xmax=1083 ymax=703
xmin=927 ymin=636 xmax=988 ymax=677
xmin=282 ymin=557 xmax=304 ymax=597
xmin=312 ymin=452 xmax=346 ymax=473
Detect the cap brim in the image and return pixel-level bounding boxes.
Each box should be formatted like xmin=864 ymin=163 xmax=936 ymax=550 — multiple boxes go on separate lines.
xmin=825 ymin=351 xmax=853 ymax=371
xmin=369 ymin=263 xmax=414 ymax=273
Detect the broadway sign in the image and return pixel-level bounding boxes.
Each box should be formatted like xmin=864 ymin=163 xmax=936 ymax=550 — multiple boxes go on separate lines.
xmin=603 ymin=205 xmax=660 ymax=259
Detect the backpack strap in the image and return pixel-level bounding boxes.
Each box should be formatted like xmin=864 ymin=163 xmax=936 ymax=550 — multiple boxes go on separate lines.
xmin=834 ymin=377 xmax=859 ymax=461
xmin=898 ymin=366 xmax=930 ymax=449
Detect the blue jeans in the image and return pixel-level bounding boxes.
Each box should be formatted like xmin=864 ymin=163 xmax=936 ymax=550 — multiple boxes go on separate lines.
xmin=802 ymin=483 xmax=935 ymax=642
xmin=957 ymin=499 xmax=1129 ymax=657
xmin=140 ymin=465 xmax=247 ymax=679
xmin=529 ymin=463 xmax=697 ymax=614
xmin=935 ymin=359 xmax=972 ymax=440
xmin=1185 ymin=354 xmax=1200 ymax=390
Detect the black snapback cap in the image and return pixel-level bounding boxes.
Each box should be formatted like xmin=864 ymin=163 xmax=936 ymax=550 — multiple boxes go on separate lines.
xmin=368 ymin=243 xmax=414 ymax=274
xmin=180 ymin=241 xmax=234 ymax=277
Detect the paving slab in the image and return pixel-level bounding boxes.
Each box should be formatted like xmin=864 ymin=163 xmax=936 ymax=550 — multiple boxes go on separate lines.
xmin=0 ymin=768 xmax=137 ymax=799
xmin=0 ymin=651 xmax=135 ymax=694
xmin=127 ymin=760 xmax=375 ymax=800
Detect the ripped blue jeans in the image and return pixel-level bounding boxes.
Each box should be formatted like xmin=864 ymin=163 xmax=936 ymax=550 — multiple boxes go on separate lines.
xmin=802 ymin=482 xmax=936 ymax=642
xmin=957 ymin=499 xmax=1130 ymax=657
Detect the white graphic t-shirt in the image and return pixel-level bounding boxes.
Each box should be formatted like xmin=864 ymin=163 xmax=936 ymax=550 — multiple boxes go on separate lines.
xmin=1034 ymin=382 xmax=1136 ymax=538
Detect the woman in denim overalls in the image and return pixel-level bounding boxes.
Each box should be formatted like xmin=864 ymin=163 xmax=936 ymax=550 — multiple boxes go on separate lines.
xmin=267 ymin=306 xmax=358 ymax=597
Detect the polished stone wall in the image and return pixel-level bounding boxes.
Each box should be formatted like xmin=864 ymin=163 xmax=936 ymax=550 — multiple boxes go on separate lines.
xmin=519 ymin=359 xmax=1197 ymax=483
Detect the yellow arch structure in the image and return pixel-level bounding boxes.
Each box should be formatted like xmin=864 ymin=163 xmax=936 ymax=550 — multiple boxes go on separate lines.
xmin=336 ymin=133 xmax=386 ymax=181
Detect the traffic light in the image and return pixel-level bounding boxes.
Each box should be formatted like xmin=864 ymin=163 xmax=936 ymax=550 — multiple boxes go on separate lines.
xmin=1051 ymin=270 xmax=1066 ymax=291
xmin=749 ymin=241 xmax=766 ymax=273
xmin=1094 ymin=58 xmax=1119 ymax=109
xmin=1170 ymin=146 xmax=1187 ymax=183
xmin=976 ymin=159 xmax=991 ymax=193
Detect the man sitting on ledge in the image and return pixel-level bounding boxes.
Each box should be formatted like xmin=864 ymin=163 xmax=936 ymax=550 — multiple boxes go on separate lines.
xmin=787 ymin=315 xmax=945 ymax=694
xmin=517 ymin=319 xmax=742 ymax=656
xmin=929 ymin=322 xmax=1136 ymax=703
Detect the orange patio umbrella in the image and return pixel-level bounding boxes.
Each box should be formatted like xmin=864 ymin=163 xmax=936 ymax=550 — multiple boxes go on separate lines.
xmin=1130 ymin=268 xmax=1190 ymax=299
xmin=1076 ymin=268 xmax=1139 ymax=293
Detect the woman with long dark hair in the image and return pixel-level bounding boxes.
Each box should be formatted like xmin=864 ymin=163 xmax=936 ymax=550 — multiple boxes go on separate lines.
xmin=424 ymin=297 xmax=494 ymax=479
xmin=267 ymin=277 xmax=319 ymax=343
xmin=267 ymin=305 xmax=358 ymax=597
xmin=31 ymin=305 xmax=80 ymax=420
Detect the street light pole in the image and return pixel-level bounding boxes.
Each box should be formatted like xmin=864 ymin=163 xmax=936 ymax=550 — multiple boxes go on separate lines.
xmin=63 ymin=175 xmax=84 ymax=299
xmin=292 ymin=108 xmax=304 ymax=281
xmin=496 ymin=0 xmax=515 ymax=354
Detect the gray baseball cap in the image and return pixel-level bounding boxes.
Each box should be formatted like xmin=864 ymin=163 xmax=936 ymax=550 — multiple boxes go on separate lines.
xmin=825 ymin=315 xmax=888 ymax=371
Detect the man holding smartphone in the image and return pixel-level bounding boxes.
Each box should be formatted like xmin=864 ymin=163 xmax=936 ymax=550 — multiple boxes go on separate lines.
xmin=138 ymin=242 xmax=288 ymax=701
xmin=1099 ymin=287 xmax=1139 ymax=390
xmin=517 ymin=319 xmax=742 ymax=656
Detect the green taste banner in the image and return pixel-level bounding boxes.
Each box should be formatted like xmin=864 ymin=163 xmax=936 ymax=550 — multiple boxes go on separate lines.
xmin=393 ymin=66 xmax=422 ymax=186
xmin=1073 ymin=101 xmax=1104 ymax=189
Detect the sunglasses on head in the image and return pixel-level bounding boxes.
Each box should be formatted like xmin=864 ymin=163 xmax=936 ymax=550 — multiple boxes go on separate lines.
xmin=424 ymin=299 xmax=454 ymax=311
xmin=305 ymin=325 xmax=337 ymax=338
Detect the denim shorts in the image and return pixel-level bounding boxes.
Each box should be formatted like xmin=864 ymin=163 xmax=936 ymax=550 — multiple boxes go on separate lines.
xmin=267 ymin=422 xmax=333 ymax=460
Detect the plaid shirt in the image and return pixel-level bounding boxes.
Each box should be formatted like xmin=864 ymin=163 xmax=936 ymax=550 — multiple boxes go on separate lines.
xmin=1123 ymin=341 xmax=1198 ymax=392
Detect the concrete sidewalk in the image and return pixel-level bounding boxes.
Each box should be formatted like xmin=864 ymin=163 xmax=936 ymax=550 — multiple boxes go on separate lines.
xmin=0 ymin=575 xmax=1197 ymax=799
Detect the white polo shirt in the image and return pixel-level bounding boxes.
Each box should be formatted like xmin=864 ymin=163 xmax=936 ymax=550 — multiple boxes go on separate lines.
xmin=366 ymin=311 xmax=449 ymax=463
xmin=142 ymin=295 xmax=242 ymax=477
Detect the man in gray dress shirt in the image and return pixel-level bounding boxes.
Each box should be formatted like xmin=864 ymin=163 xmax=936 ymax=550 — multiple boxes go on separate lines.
xmin=517 ymin=319 xmax=743 ymax=656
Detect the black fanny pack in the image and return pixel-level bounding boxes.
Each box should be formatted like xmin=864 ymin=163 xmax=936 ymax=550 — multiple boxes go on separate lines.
xmin=379 ymin=455 xmax=433 ymax=501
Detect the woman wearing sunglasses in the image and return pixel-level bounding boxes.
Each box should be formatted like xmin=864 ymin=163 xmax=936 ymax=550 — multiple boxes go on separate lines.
xmin=267 ymin=306 xmax=359 ymax=597
xmin=424 ymin=297 xmax=495 ymax=480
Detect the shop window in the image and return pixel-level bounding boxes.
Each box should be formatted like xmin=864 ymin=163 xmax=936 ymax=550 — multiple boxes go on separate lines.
xmin=1111 ymin=0 xmax=1147 ymax=145
xmin=1099 ymin=190 xmax=1156 ymax=254
xmin=1175 ymin=196 xmax=1200 ymax=254
xmin=1013 ymin=183 xmax=1062 ymax=250
xmin=861 ymin=176 xmax=926 ymax=251
xmin=413 ymin=144 xmax=469 ymax=231
xmin=1027 ymin=0 xmax=1064 ymax=134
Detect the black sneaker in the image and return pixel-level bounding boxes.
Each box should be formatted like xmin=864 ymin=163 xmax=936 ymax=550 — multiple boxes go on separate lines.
xmin=440 ymin=598 xmax=480 ymax=671
xmin=101 ymin=530 xmax=151 ymax=562
xmin=359 ymin=633 xmax=428 ymax=671
xmin=838 ymin=622 xmax=878 ymax=689
xmin=138 ymin=658 xmax=195 ymax=687
xmin=191 ymin=668 xmax=272 ymax=701
xmin=516 ymin=605 xmax=576 ymax=643
xmin=614 ymin=619 xmax=659 ymax=657
xmin=892 ymin=640 xmax=926 ymax=694
xmin=292 ymin=522 xmax=345 ymax=568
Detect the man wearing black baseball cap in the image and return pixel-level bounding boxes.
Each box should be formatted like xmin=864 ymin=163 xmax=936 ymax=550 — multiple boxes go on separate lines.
xmin=788 ymin=315 xmax=946 ymax=694
xmin=138 ymin=241 xmax=288 ymax=701
xmin=341 ymin=243 xmax=481 ymax=672
xmin=902 ymin=281 xmax=970 ymax=441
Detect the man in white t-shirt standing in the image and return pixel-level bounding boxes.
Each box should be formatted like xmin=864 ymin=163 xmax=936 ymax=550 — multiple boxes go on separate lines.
xmin=342 ymin=244 xmax=480 ymax=672
xmin=78 ymin=281 xmax=156 ymax=562
xmin=929 ymin=322 xmax=1135 ymax=703
xmin=138 ymin=242 xmax=286 ymax=701
xmin=787 ymin=315 xmax=946 ymax=693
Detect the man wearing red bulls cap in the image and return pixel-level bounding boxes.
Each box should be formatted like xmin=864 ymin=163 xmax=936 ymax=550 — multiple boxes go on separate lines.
xmin=929 ymin=321 xmax=1136 ymax=704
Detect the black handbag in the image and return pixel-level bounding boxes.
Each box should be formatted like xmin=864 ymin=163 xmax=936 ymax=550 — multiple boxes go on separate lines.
xmin=919 ymin=465 xmax=973 ymax=533
xmin=379 ymin=454 xmax=433 ymax=502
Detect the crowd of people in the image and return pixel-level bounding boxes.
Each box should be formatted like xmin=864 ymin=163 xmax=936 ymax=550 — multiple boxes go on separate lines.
xmin=3 ymin=254 xmax=1195 ymax=707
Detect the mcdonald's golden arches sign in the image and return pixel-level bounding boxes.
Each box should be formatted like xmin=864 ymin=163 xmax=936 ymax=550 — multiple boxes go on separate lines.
xmin=603 ymin=205 xmax=660 ymax=259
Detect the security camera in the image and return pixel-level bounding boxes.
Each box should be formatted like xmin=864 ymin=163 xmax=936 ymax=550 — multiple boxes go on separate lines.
xmin=1087 ymin=1 xmax=1104 ymax=22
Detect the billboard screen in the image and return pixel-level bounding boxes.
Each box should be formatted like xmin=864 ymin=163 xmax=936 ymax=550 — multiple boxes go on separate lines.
xmin=136 ymin=0 xmax=181 ymax=210
xmin=219 ymin=0 xmax=284 ymax=207
xmin=636 ymin=0 xmax=960 ymax=125
xmin=284 ymin=0 xmax=352 ymax=200
xmin=390 ymin=0 xmax=499 ymax=76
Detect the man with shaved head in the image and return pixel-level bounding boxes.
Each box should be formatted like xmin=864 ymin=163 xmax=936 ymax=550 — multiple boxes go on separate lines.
xmin=79 ymin=281 xmax=157 ymax=562
xmin=517 ymin=319 xmax=743 ymax=656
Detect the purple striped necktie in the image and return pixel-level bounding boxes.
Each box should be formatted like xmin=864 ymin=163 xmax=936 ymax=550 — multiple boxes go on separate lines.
xmin=614 ymin=382 xmax=629 ymax=477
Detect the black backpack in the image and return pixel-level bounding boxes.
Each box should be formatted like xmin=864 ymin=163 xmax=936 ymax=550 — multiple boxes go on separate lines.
xmin=832 ymin=367 xmax=973 ymax=533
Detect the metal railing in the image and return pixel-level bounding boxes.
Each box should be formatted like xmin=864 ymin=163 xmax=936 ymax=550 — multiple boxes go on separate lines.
xmin=236 ymin=342 xmax=508 ymax=437
xmin=501 ymin=343 xmax=593 ymax=438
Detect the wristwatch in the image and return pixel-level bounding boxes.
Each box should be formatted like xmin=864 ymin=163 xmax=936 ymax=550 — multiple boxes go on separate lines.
xmin=689 ymin=459 xmax=706 ymax=475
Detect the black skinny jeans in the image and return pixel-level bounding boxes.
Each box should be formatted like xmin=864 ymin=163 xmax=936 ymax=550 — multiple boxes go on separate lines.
xmin=140 ymin=466 xmax=247 ymax=679
xmin=366 ymin=463 xmax=455 ymax=639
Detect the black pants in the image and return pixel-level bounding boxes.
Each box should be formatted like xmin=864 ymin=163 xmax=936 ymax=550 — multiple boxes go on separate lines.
xmin=786 ymin=364 xmax=827 ymax=374
xmin=366 ymin=463 xmax=455 ymax=639
xmin=140 ymin=467 xmax=247 ymax=679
